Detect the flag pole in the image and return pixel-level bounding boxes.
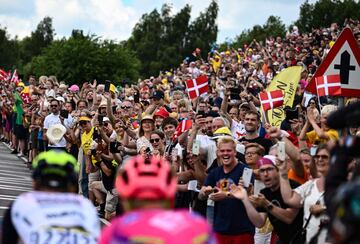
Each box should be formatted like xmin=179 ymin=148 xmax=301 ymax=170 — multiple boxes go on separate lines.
xmin=315 ymin=78 xmax=322 ymax=111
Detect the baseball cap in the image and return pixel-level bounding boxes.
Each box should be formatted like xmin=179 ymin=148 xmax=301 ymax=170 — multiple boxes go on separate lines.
xmin=151 ymin=90 xmax=164 ymax=100
xmin=68 ymin=85 xmax=79 ymax=93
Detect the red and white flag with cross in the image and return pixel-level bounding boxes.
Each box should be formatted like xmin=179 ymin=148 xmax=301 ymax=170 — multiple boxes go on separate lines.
xmin=185 ymin=75 xmax=208 ymax=99
xmin=259 ymin=90 xmax=284 ymax=111
xmin=315 ymin=74 xmax=342 ymax=97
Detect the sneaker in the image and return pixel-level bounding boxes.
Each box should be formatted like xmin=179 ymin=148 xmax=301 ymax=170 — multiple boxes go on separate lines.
xmin=11 ymin=149 xmax=18 ymax=154
xmin=17 ymin=153 xmax=24 ymax=157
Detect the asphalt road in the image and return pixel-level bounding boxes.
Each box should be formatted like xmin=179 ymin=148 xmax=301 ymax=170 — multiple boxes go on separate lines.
xmin=0 ymin=143 xmax=32 ymax=221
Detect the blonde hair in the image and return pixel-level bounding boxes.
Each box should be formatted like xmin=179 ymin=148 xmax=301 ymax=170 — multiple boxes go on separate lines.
xmin=321 ymin=104 xmax=337 ymax=117
xmin=217 ymin=137 xmax=237 ymax=150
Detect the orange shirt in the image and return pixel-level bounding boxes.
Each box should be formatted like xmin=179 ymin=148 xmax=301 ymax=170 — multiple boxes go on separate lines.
xmin=288 ymin=166 xmax=309 ymax=185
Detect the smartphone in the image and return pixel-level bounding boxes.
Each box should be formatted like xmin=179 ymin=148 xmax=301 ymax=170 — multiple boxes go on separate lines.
xmin=310 ymin=145 xmax=318 ymax=156
xmin=192 ymin=140 xmax=200 ymax=156
xmin=112 ymin=106 xmax=117 ymax=114
xmin=197 ymin=110 xmax=205 ymax=118
xmin=93 ymin=129 xmax=100 ymax=141
xmin=110 ymin=141 xmax=120 ymax=153
xmin=134 ymin=91 xmax=140 ymax=103
xmin=285 ymin=107 xmax=299 ymax=122
xmin=230 ymin=87 xmax=242 ymax=100
xmin=104 ymin=80 xmax=111 ymax=93
xmin=277 ymin=141 xmax=286 ymax=161
xmin=60 ymin=109 xmax=69 ymax=119
xmin=98 ymin=114 xmax=103 ymax=126
xmin=242 ymin=168 xmax=253 ymax=188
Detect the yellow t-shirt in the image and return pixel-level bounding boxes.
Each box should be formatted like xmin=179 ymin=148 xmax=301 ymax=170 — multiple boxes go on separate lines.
xmin=81 ymin=127 xmax=99 ymax=164
xmin=81 ymin=127 xmax=94 ymax=156
xmin=306 ymin=129 xmax=339 ymax=145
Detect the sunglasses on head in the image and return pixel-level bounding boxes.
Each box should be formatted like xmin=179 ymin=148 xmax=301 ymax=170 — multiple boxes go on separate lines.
xmin=150 ymin=138 xmax=161 ymax=143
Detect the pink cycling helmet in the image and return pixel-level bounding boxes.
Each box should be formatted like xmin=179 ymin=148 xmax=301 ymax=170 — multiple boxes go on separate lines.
xmin=115 ymin=155 xmax=177 ymax=201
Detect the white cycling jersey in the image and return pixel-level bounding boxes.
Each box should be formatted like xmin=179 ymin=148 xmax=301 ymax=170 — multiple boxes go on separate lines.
xmin=11 ymin=191 xmax=100 ymax=244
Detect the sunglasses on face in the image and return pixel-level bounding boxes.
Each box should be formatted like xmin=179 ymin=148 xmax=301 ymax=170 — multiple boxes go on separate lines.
xmin=50 ymin=104 xmax=58 ymax=108
xmin=103 ymin=122 xmax=109 ymax=127
xmin=150 ymin=138 xmax=161 ymax=143
xmin=121 ymin=106 xmax=132 ymax=110
xmin=79 ymin=121 xmax=88 ymax=125
xmin=315 ymin=155 xmax=329 ymax=160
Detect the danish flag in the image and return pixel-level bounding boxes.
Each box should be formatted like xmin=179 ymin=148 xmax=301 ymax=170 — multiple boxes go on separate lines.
xmin=0 ymin=69 xmax=9 ymax=81
xmin=185 ymin=75 xmax=208 ymax=99
xmin=10 ymin=69 xmax=19 ymax=84
xmin=259 ymin=90 xmax=284 ymax=111
xmin=315 ymin=74 xmax=341 ymax=97
xmin=173 ymin=119 xmax=193 ymax=141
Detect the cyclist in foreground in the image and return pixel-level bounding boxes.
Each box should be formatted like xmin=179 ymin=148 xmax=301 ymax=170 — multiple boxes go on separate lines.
xmin=1 ymin=150 xmax=100 ymax=244
xmin=99 ymin=155 xmax=217 ymax=244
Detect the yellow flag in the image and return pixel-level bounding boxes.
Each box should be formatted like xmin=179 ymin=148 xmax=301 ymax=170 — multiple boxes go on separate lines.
xmin=266 ymin=66 xmax=302 ymax=127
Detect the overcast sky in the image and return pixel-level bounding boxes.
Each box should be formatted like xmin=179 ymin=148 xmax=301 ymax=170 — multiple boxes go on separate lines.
xmin=0 ymin=0 xmax=316 ymax=43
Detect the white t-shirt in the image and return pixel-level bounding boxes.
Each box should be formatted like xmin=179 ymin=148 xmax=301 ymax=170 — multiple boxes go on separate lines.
xmin=44 ymin=113 xmax=72 ymax=148
xmin=196 ymin=134 xmax=217 ymax=169
xmin=294 ymin=179 xmax=329 ymax=243
xmin=231 ymin=120 xmax=246 ymax=140
xmin=12 ymin=191 xmax=100 ymax=244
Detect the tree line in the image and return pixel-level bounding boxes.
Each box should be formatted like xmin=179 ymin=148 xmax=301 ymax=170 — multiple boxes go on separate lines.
xmin=0 ymin=0 xmax=360 ymax=84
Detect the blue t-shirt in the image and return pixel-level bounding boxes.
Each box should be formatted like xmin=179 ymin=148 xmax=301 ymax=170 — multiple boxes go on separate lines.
xmin=205 ymin=163 xmax=255 ymax=235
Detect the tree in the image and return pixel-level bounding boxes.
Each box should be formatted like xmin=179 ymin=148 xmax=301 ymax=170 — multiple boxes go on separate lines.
xmin=0 ymin=27 xmax=20 ymax=70
xmin=186 ymin=0 xmax=219 ymax=58
xmin=295 ymin=0 xmax=314 ymax=33
xmin=25 ymin=30 xmax=139 ymax=85
xmin=126 ymin=1 xmax=218 ymax=77
xmin=295 ymin=0 xmax=360 ymax=33
xmin=20 ymin=17 xmax=55 ymax=65
xmin=232 ymin=16 xmax=286 ymax=49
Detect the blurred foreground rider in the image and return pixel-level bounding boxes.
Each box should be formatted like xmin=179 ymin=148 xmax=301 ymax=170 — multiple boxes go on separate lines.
xmin=1 ymin=150 xmax=100 ymax=244
xmin=99 ymin=155 xmax=217 ymax=243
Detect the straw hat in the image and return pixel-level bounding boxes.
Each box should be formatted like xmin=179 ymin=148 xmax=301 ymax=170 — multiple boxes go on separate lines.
xmin=46 ymin=124 xmax=66 ymax=144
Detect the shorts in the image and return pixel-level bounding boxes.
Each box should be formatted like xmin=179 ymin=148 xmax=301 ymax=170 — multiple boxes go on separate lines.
xmin=30 ymin=129 xmax=39 ymax=149
xmin=90 ymin=181 xmax=118 ymax=213
xmin=15 ymin=124 xmax=28 ymax=140
xmin=88 ymin=171 xmax=100 ymax=188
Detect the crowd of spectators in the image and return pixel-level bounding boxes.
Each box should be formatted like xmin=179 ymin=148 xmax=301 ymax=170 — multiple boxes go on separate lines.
xmin=1 ymin=20 xmax=360 ymax=243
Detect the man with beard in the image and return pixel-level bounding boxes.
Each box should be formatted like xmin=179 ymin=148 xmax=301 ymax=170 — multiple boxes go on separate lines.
xmin=200 ymin=137 xmax=255 ymax=243
xmin=239 ymin=110 xmax=273 ymax=154
xmin=43 ymin=99 xmax=72 ymax=151
xmin=230 ymin=156 xmax=303 ymax=243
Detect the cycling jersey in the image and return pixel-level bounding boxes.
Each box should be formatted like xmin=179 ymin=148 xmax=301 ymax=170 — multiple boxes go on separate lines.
xmin=6 ymin=191 xmax=100 ymax=244
xmin=99 ymin=209 xmax=217 ymax=244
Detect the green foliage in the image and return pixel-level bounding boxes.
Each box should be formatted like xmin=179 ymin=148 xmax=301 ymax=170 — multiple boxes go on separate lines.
xmin=295 ymin=0 xmax=360 ymax=33
xmin=232 ymin=16 xmax=286 ymax=49
xmin=20 ymin=16 xmax=55 ymax=65
xmin=127 ymin=0 xmax=218 ymax=77
xmin=0 ymin=27 xmax=20 ymax=70
xmin=26 ymin=30 xmax=140 ymax=85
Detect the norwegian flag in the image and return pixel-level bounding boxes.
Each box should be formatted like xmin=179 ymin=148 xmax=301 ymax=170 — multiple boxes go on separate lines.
xmin=0 ymin=69 xmax=9 ymax=81
xmin=10 ymin=69 xmax=19 ymax=83
xmin=173 ymin=119 xmax=193 ymax=141
xmin=259 ymin=90 xmax=284 ymax=111
xmin=315 ymin=74 xmax=341 ymax=97
xmin=185 ymin=75 xmax=208 ymax=99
